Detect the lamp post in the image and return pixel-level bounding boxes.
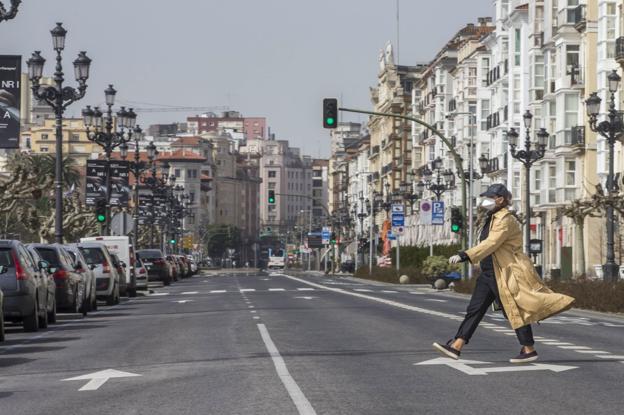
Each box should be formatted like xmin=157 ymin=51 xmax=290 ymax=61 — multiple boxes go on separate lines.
xmin=420 ymin=157 xmax=454 ymax=201
xmin=0 ymin=0 xmax=20 ymax=23
xmin=507 ymin=110 xmax=548 ymax=255
xmin=27 ymin=23 xmax=92 ymax=244
xmin=82 ymin=86 xmax=137 ymax=235
xmin=586 ymin=69 xmax=623 ymax=282
xmin=120 ymin=130 xmax=150 ymax=250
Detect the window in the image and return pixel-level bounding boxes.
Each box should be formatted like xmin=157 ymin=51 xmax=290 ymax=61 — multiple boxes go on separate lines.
xmin=41 ymin=134 xmax=49 ymax=140
xmin=513 ymin=74 xmax=521 ymax=113
xmin=268 ymin=170 xmax=277 ymax=178
xmin=533 ymin=55 xmax=544 ymax=90
xmin=565 ymin=160 xmax=576 ymax=186
xmin=70 ymin=133 xmax=80 ymax=142
xmin=566 ymin=0 xmax=579 ymax=23
xmin=514 ymin=29 xmax=521 ymax=66
xmin=564 ymin=93 xmax=579 ymax=144
xmin=534 ymin=169 xmax=542 ymax=205
xmin=313 ymin=179 xmax=323 ymax=187
xmin=175 ymin=169 xmax=181 ymax=178
xmin=25 ymin=137 xmax=31 ymax=148
xmin=268 ymin=182 xmax=276 ymax=189
xmin=481 ymin=57 xmax=490 ymax=87
xmin=187 ymin=169 xmax=198 ymax=179
xmin=480 ymin=100 xmax=490 ymax=131
xmin=189 ymin=192 xmax=195 ymax=203
xmin=548 ymin=163 xmax=557 ymax=203
xmin=566 ymin=45 xmax=579 ymax=68
xmin=41 ymin=147 xmax=49 ymax=152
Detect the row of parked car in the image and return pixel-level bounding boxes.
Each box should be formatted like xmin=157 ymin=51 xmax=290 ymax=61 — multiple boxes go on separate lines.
xmin=0 ymin=236 xmax=198 ymax=342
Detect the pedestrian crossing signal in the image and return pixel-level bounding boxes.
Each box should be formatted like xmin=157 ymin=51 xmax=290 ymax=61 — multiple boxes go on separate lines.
xmin=323 ymin=98 xmax=338 ymax=129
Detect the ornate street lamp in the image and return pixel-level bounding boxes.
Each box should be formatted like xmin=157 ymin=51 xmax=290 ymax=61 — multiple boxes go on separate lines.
xmin=586 ymin=69 xmax=623 ymax=282
xmin=121 ymin=127 xmax=150 ymax=250
xmin=508 ymin=110 xmax=548 ymax=255
xmin=0 ymin=0 xmax=21 ymax=23
xmin=422 ymin=158 xmax=454 ymax=200
xmin=27 ymin=23 xmax=92 ymax=243
xmin=83 ymin=84 xmax=137 ymax=235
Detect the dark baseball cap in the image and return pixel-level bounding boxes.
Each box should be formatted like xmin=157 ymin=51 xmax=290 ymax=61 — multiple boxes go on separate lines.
xmin=480 ymin=183 xmax=511 ymax=199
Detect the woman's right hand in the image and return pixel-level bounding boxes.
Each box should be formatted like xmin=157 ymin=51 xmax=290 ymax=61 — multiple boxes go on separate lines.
xmin=449 ymin=255 xmax=462 ymax=264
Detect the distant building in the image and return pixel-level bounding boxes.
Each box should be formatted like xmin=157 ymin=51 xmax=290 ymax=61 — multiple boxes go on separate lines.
xmin=311 ymin=159 xmax=329 ymax=224
xmin=187 ymin=111 xmax=266 ymax=140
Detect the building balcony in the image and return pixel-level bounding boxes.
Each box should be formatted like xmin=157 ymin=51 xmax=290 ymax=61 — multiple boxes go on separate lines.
xmin=570 ymin=126 xmax=585 ymax=147
xmin=534 ymin=32 xmax=544 ymax=47
xmin=568 ymin=64 xmax=584 ymax=88
xmin=616 ymin=37 xmax=624 ymax=67
xmin=573 ymin=5 xmax=586 ymax=32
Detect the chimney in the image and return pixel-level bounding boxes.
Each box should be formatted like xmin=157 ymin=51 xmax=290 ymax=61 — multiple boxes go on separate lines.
xmin=478 ymin=17 xmax=492 ymax=26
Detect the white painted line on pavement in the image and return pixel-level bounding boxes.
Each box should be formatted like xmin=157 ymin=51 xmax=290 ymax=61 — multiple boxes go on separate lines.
xmin=541 ymin=342 xmax=574 ymax=346
xmin=251 ymin=310 xmax=257 ymax=313
xmin=557 ymin=346 xmax=589 ymax=350
xmin=269 ymin=288 xmax=285 ymax=292
xmin=504 ymin=333 xmax=516 ymax=336
xmin=181 ymin=291 xmax=198 ymax=295
xmin=297 ymin=288 xmax=314 ymax=291
xmin=150 ymin=293 xmax=170 ymax=296
xmin=240 ymin=289 xmax=256 ymax=292
xmin=257 ymin=324 xmax=317 ymax=415
xmin=597 ymin=355 xmax=624 ymax=359
xmin=426 ymin=299 xmax=448 ymax=303
xmin=575 ymin=350 xmax=610 ymax=354
xmin=354 ymin=289 xmax=373 ymax=292
xmin=535 ymin=338 xmax=560 ymax=342
xmin=249 ymin=306 xmax=255 ymax=308
xmin=253 ymin=316 xmax=260 ymax=320
xmin=210 ymin=290 xmax=227 ymax=293
xmin=409 ymin=292 xmax=426 ymax=295
xmin=381 ymin=290 xmax=398 ymax=293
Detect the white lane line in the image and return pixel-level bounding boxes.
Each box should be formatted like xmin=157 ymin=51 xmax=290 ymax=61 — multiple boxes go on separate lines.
xmin=297 ymin=288 xmax=315 ymax=291
xmin=575 ymin=350 xmax=610 ymax=354
xmin=181 ymin=291 xmax=198 ymax=295
xmin=409 ymin=292 xmax=426 ymax=295
xmin=257 ymin=324 xmax=317 ymax=415
xmin=558 ymin=346 xmax=590 ymax=350
xmin=250 ymin=311 xmax=257 ymax=313
xmin=269 ymin=288 xmax=285 ymax=292
xmin=253 ymin=316 xmax=260 ymax=320
xmin=426 ymin=299 xmax=448 ymax=303
xmin=150 ymin=293 xmax=169 ymax=296
xmin=240 ymin=289 xmax=256 ymax=292
xmin=535 ymin=339 xmax=560 ymax=342
xmin=541 ymin=342 xmax=574 ymax=346
xmin=598 ymin=355 xmax=624 ymax=359
xmin=354 ymin=289 xmax=373 ymax=292
xmin=381 ymin=290 xmax=398 ymax=293
xmin=248 ymin=306 xmax=255 ymax=308
xmin=210 ymin=290 xmax=226 ymax=293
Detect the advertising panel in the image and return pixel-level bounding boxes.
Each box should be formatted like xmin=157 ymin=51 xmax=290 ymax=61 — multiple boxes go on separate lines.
xmin=0 ymin=55 xmax=21 ymax=149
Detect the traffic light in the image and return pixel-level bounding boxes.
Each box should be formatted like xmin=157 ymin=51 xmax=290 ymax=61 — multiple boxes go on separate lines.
xmin=170 ymin=237 xmax=177 ymax=244
xmin=95 ymin=198 xmax=106 ymax=223
xmin=330 ymin=232 xmax=337 ymax=245
xmin=450 ymin=207 xmax=463 ymax=234
xmin=268 ymin=190 xmax=276 ymax=204
xmin=323 ymin=98 xmax=338 ymax=128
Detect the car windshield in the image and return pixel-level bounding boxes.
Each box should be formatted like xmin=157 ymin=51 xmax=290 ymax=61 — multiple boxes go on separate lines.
xmin=34 ymin=248 xmax=61 ymax=267
xmin=79 ymin=247 xmax=106 ymax=265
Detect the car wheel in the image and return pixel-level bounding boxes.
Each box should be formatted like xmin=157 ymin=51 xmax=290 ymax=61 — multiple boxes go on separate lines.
xmin=114 ymin=284 xmax=120 ymax=305
xmin=129 ymin=288 xmax=137 ymax=298
xmin=80 ymin=293 xmax=88 ymax=317
xmin=0 ymin=310 xmax=5 ymax=342
xmin=106 ymin=284 xmax=116 ymax=306
xmin=163 ymin=276 xmax=171 ymax=286
xmin=48 ymin=299 xmax=57 ymax=324
xmin=23 ymin=301 xmax=39 ymax=332
xmin=91 ymin=295 xmax=98 ymax=311
xmin=38 ymin=302 xmax=49 ymax=329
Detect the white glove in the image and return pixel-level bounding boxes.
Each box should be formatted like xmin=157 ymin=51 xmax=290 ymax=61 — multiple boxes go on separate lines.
xmin=449 ymin=255 xmax=462 ymax=264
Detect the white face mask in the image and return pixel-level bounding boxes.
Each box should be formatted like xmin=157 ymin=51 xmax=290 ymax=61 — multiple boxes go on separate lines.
xmin=481 ymin=198 xmax=496 ymax=211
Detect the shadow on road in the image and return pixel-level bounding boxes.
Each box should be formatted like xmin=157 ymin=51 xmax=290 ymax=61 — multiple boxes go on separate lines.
xmin=0 ymin=346 xmax=66 ymax=355
xmin=0 ymin=336 xmax=80 ymax=347
xmin=0 ymin=357 xmax=35 ymax=368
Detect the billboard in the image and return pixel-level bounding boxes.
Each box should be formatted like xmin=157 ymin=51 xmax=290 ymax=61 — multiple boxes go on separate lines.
xmin=85 ymin=159 xmax=131 ymax=207
xmin=0 ymin=55 xmax=21 ymax=149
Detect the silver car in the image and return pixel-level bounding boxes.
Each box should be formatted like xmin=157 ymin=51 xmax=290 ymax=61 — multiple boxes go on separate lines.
xmin=66 ymin=245 xmax=98 ymax=312
xmin=77 ymin=242 xmax=120 ymax=306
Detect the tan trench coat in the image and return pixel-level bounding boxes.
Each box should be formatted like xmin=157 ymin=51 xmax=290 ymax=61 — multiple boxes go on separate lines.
xmin=465 ymin=207 xmax=575 ymax=329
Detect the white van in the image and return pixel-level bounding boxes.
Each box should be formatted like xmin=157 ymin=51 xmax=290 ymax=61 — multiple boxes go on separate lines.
xmin=80 ymin=236 xmax=136 ymax=297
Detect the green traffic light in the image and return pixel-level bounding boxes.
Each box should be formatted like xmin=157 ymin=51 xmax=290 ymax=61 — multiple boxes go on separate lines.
xmin=97 ymin=214 xmax=106 ymax=223
xmin=268 ymin=197 xmax=275 ymax=203
xmin=170 ymin=239 xmax=176 ymax=244
xmin=451 ymin=224 xmax=460 ymax=233
xmin=326 ymin=117 xmax=335 ymax=125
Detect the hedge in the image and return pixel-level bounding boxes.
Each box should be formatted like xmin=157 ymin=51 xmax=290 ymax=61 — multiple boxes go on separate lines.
xmin=389 ymin=244 xmax=462 ymax=268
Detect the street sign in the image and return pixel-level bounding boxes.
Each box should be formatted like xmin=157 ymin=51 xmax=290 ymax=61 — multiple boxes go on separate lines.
xmin=432 ymin=201 xmax=445 ymax=226
xmin=109 ymin=160 xmax=130 ymax=207
xmin=414 ymin=357 xmax=577 ymax=376
xmin=391 ymin=203 xmax=405 ymax=227
xmin=419 ymin=200 xmax=432 ymax=225
xmin=110 ymin=212 xmax=135 ymax=236
xmin=391 ymin=204 xmax=404 ymax=213
xmin=321 ymin=226 xmax=331 ymax=245
xmin=85 ymin=160 xmax=107 ymax=206
xmin=392 ymin=226 xmax=404 ymax=235
xmin=0 ymin=55 xmax=21 ymax=149
xmin=308 ymin=232 xmax=324 ymax=248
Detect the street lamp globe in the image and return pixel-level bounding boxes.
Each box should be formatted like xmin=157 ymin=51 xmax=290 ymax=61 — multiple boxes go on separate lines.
xmin=73 ymin=51 xmax=91 ymax=82
xmin=417 ymin=181 xmax=426 ymax=194
xmin=478 ymin=154 xmax=489 ymax=172
xmin=146 ymin=141 xmax=156 ymax=160
xmin=50 ymin=22 xmax=67 ymax=51
xmin=104 ymin=84 xmax=116 ymax=106
xmin=93 ymin=107 xmax=103 ymax=129
xmin=133 ymin=126 xmax=144 ymax=141
xmin=585 ymin=92 xmax=601 ymax=118
xmin=26 ymin=51 xmax=45 ymax=81
xmin=127 ymin=108 xmax=137 ymax=128
xmin=119 ymin=142 xmax=129 ymax=160
xmin=523 ymin=110 xmax=533 ymax=129
xmin=608 ymin=69 xmax=621 ymax=93
xmin=507 ymin=128 xmax=519 ymax=148
xmin=537 ymin=128 xmax=549 ymax=147
xmin=432 ymin=157 xmax=443 ymax=171
xmin=117 ymin=107 xmax=128 ymax=129
xmin=443 ymin=169 xmax=454 ymax=184
xmin=81 ymin=105 xmax=94 ymax=127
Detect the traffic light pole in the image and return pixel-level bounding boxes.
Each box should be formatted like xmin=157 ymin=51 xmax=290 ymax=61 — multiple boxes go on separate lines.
xmin=338 ymin=107 xmax=468 ymax=279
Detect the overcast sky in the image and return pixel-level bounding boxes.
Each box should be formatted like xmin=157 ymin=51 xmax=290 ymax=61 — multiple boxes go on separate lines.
xmin=1 ymin=0 xmax=493 ymax=158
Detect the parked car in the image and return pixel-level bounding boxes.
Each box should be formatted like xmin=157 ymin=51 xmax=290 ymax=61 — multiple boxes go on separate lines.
xmin=166 ymin=256 xmax=179 ymax=281
xmin=25 ymin=245 xmax=57 ymax=323
xmin=110 ymin=254 xmax=128 ymax=295
xmin=137 ymin=249 xmax=171 ymax=286
xmin=174 ymin=255 xmax=189 ymax=278
xmin=77 ymin=242 xmax=120 ymax=306
xmin=186 ymin=256 xmax=198 ymax=274
xmin=31 ymin=243 xmax=87 ymax=316
xmin=80 ymin=236 xmax=136 ymax=297
xmin=65 ymin=245 xmax=97 ymax=312
xmin=2 ymin=240 xmax=54 ymax=331
xmin=134 ymin=256 xmax=149 ymax=290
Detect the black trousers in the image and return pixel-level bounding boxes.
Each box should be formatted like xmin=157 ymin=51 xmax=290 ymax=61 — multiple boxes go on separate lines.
xmin=455 ymin=272 xmax=534 ymax=347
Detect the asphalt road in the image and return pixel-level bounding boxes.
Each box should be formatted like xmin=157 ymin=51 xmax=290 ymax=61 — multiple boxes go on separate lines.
xmin=1 ymin=269 xmax=623 ymax=414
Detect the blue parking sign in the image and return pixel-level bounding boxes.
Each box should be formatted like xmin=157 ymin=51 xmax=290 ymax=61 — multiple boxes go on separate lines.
xmin=432 ymin=201 xmax=445 ymax=225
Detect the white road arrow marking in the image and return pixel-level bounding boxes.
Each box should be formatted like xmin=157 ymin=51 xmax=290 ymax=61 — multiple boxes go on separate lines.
xmin=414 ymin=357 xmax=577 ymax=376
xmin=63 ymin=369 xmax=142 ymax=391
